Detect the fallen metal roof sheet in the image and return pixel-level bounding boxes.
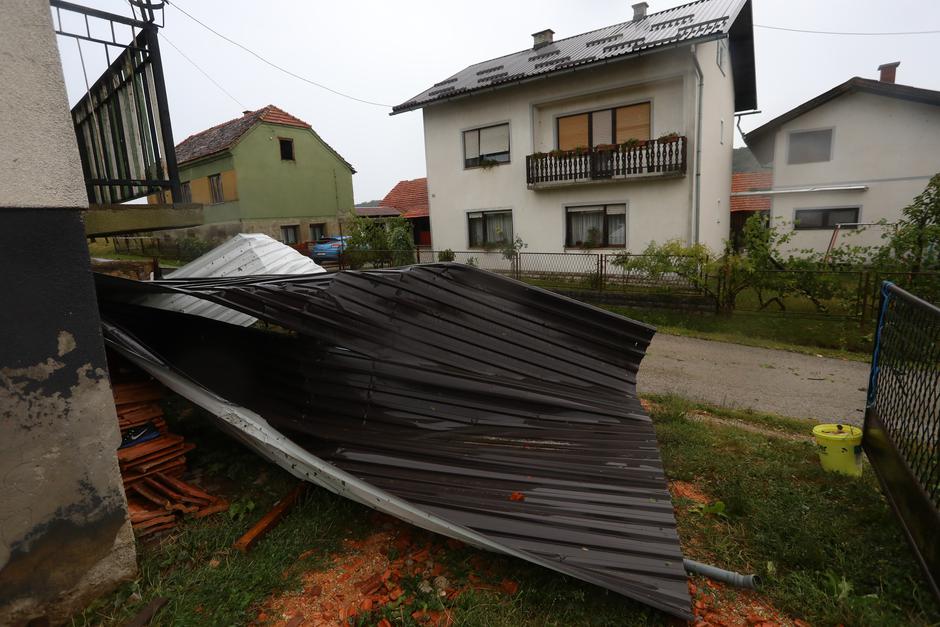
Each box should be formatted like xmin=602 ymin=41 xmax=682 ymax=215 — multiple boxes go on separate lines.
xmin=97 ymin=264 xmax=691 ymax=618
xmin=135 ymin=233 xmax=325 ymax=327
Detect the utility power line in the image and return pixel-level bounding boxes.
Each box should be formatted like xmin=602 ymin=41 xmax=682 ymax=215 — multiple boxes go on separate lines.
xmin=164 ymin=0 xmax=393 ymax=108
xmin=160 ymin=32 xmax=248 ymax=110
xmin=755 ymin=24 xmax=940 ymax=36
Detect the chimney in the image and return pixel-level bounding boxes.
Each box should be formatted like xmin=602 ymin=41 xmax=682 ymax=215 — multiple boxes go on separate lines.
xmin=532 ymin=29 xmax=554 ymax=49
xmin=632 ymin=2 xmax=649 ymax=21
xmin=242 ymin=110 xmax=253 ymax=115
xmin=878 ymin=61 xmax=900 ymax=84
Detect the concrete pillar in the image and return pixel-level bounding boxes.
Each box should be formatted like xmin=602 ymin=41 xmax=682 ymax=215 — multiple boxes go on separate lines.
xmin=0 ymin=1 xmax=136 ymax=623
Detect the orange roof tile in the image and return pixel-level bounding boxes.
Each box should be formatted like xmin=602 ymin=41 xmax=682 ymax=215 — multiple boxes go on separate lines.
xmin=381 ymin=178 xmax=428 ymax=219
xmin=730 ymin=171 xmax=772 ymax=213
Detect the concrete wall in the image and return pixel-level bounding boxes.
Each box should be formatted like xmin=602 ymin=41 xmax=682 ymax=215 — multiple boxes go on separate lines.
xmin=0 ymin=0 xmax=136 ymax=623
xmin=757 ymin=90 xmax=940 ymax=252
xmin=421 ymin=43 xmax=736 ymax=255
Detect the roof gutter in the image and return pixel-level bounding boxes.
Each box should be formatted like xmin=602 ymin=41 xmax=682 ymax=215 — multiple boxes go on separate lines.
xmin=691 ymin=44 xmax=704 ymax=246
xmin=732 ymin=184 xmax=869 ymax=196
xmin=391 ymin=33 xmax=727 ymax=116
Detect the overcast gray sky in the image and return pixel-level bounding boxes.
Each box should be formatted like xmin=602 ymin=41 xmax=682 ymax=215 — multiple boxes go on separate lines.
xmin=56 ymin=0 xmax=940 ymax=203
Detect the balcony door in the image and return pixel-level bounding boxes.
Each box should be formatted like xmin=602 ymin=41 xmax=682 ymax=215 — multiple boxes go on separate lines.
xmin=556 ymin=102 xmax=650 ymax=150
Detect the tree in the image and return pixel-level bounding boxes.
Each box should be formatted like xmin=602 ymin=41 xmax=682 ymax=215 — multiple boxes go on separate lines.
xmin=343 ymin=214 xmax=416 ymax=269
xmin=881 ymin=173 xmax=940 ymax=272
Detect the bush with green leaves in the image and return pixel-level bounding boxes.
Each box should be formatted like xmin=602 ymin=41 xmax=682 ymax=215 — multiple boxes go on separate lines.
xmin=342 ymin=214 xmax=416 ymax=269
xmin=438 ymin=249 xmax=456 ymax=262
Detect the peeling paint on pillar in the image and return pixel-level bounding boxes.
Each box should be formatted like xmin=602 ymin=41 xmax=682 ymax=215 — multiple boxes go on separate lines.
xmin=1 ymin=0 xmax=137 ymax=621
xmin=0 ymin=210 xmax=138 ymax=624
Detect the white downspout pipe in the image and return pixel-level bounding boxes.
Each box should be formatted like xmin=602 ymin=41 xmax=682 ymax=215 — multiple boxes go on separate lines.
xmin=691 ymin=44 xmax=704 ymax=245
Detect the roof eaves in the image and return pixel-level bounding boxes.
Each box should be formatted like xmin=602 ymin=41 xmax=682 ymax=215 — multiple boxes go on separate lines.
xmin=745 ymin=77 xmax=940 ymax=144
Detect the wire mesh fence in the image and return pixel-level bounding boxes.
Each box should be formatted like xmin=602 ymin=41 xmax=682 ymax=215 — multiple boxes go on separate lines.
xmin=104 ymin=239 xmax=940 ymax=319
xmin=864 ymin=282 xmax=940 ymax=598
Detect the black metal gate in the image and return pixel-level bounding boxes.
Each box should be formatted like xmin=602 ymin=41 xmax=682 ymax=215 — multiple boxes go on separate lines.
xmin=864 ymin=282 xmax=940 ymax=599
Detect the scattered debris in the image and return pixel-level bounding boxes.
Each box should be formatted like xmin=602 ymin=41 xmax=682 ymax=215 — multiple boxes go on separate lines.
xmin=112 ymin=380 xmax=227 ymax=535
xmin=233 ymin=484 xmax=306 ymax=552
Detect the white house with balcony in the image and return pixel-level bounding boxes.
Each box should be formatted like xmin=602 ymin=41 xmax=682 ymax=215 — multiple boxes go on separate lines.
xmin=392 ymin=0 xmax=757 ymax=256
xmin=743 ymin=62 xmax=940 ymax=255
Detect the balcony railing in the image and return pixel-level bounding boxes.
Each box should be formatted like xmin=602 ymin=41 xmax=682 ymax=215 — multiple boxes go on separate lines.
xmin=526 ymin=136 xmax=687 ymax=188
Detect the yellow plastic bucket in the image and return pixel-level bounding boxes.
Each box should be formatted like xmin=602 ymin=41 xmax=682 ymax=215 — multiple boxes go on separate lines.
xmin=813 ymin=424 xmax=863 ymax=477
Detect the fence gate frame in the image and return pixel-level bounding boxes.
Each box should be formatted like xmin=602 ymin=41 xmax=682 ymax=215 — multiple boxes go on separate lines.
xmin=864 ymin=281 xmax=940 ymax=600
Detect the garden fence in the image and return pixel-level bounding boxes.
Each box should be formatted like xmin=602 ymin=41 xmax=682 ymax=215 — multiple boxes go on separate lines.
xmin=864 ymin=282 xmax=940 ymax=599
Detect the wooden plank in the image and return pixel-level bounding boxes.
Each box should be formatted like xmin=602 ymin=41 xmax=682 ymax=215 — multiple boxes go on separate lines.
xmin=117 ymin=434 xmax=184 ymax=463
xmin=156 ymin=473 xmax=216 ymax=503
xmin=193 ymin=499 xmax=230 ymax=519
xmin=124 ymin=596 xmax=169 ymax=627
xmin=233 ymin=484 xmax=306 ymax=553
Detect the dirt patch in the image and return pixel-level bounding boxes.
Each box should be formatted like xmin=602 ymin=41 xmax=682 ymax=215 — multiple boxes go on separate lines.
xmin=670 ymin=481 xmax=710 ymax=504
xmin=689 ymin=578 xmax=807 ymax=627
xmin=686 ymin=411 xmax=812 ymax=443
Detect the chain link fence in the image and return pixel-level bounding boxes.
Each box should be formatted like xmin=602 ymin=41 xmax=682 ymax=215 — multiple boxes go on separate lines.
xmin=864 ymin=282 xmax=940 ymax=598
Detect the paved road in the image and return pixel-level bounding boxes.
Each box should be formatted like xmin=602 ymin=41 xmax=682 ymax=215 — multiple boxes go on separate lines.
xmin=637 ymin=334 xmax=870 ymax=425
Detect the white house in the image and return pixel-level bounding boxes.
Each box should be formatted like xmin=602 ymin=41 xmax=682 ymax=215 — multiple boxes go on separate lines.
xmin=392 ymin=0 xmax=757 ymax=256
xmin=744 ymin=63 xmax=940 ymax=254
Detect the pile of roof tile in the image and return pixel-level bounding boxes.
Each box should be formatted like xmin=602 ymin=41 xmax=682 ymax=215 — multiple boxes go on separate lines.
xmin=113 ymin=381 xmax=228 ymax=536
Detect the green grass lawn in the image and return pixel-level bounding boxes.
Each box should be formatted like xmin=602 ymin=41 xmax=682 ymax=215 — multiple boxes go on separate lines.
xmin=603 ymin=305 xmax=875 ymax=361
xmin=73 ymin=397 xmax=938 ymax=626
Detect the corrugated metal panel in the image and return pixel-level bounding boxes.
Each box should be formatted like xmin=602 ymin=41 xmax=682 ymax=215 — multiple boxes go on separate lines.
xmin=393 ymin=0 xmax=746 ymax=113
xmin=135 ymin=233 xmax=325 ymax=326
xmin=97 ymin=264 xmax=692 ymax=618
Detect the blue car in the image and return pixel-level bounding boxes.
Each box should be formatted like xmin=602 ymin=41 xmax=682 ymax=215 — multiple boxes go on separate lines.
xmin=311 ymin=236 xmax=350 ymax=262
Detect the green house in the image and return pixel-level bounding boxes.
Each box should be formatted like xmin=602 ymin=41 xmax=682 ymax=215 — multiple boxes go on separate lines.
xmin=151 ymin=105 xmax=354 ymax=244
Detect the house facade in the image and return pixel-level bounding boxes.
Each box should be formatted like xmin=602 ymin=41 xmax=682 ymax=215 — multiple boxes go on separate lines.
xmin=150 ymin=105 xmax=355 ymax=245
xmin=393 ymin=0 xmax=756 ymax=255
xmin=744 ymin=64 xmax=940 ymax=254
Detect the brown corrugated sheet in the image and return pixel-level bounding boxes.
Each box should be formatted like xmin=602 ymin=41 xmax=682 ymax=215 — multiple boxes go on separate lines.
xmin=97 ymin=264 xmax=692 ymax=618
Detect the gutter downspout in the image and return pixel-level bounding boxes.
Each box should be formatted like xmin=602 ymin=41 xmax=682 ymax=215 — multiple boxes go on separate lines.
xmin=691 ymin=44 xmax=704 ymax=245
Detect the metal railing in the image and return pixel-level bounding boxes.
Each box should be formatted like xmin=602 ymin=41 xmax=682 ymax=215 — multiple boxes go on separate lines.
xmin=864 ymin=282 xmax=940 ymax=599
xmin=526 ymin=136 xmax=687 ymax=187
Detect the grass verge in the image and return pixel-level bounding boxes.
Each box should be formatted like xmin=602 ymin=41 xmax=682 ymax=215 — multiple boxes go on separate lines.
xmin=602 ymin=305 xmax=874 ymax=361
xmin=73 ymin=397 xmax=938 ymax=626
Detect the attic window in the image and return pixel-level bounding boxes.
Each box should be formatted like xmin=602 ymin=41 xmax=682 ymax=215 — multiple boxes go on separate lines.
xmin=279 ymin=138 xmax=295 ymax=161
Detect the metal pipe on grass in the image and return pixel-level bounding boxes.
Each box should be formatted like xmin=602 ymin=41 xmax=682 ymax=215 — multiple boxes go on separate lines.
xmin=683 ymin=558 xmax=760 ymax=589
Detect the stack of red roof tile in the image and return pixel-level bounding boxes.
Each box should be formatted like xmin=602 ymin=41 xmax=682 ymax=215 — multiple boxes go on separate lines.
xmin=113 ymin=381 xmax=227 ymax=536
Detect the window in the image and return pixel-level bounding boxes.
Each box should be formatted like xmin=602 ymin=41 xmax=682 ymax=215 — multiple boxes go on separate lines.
xmin=565 ymin=204 xmax=627 ymax=248
xmin=463 ymin=123 xmax=510 ymax=168
xmin=279 ymin=137 xmax=295 ymax=161
xmin=793 ymin=207 xmax=859 ymax=230
xmin=557 ymin=102 xmax=650 ymax=150
xmin=467 ymin=210 xmax=513 ymax=247
xmin=309 ymin=223 xmax=325 ymax=241
xmin=788 ymin=129 xmax=832 ymax=164
xmin=280 ymin=225 xmax=300 ymax=244
xmin=208 ymin=174 xmax=224 ymax=204
xmin=180 ymin=181 xmax=192 ymax=203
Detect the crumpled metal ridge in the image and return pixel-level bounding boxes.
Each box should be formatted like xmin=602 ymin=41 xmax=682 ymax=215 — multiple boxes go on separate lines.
xmin=97 ymin=263 xmax=691 ymax=618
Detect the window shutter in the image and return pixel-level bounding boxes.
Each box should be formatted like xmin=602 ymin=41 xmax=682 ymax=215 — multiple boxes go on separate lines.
xmin=615 ymin=103 xmax=651 ymax=142
xmin=464 ymin=130 xmax=480 ymax=161
xmin=480 ymin=125 xmax=509 ymax=156
xmin=558 ymin=114 xmax=589 ymax=150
